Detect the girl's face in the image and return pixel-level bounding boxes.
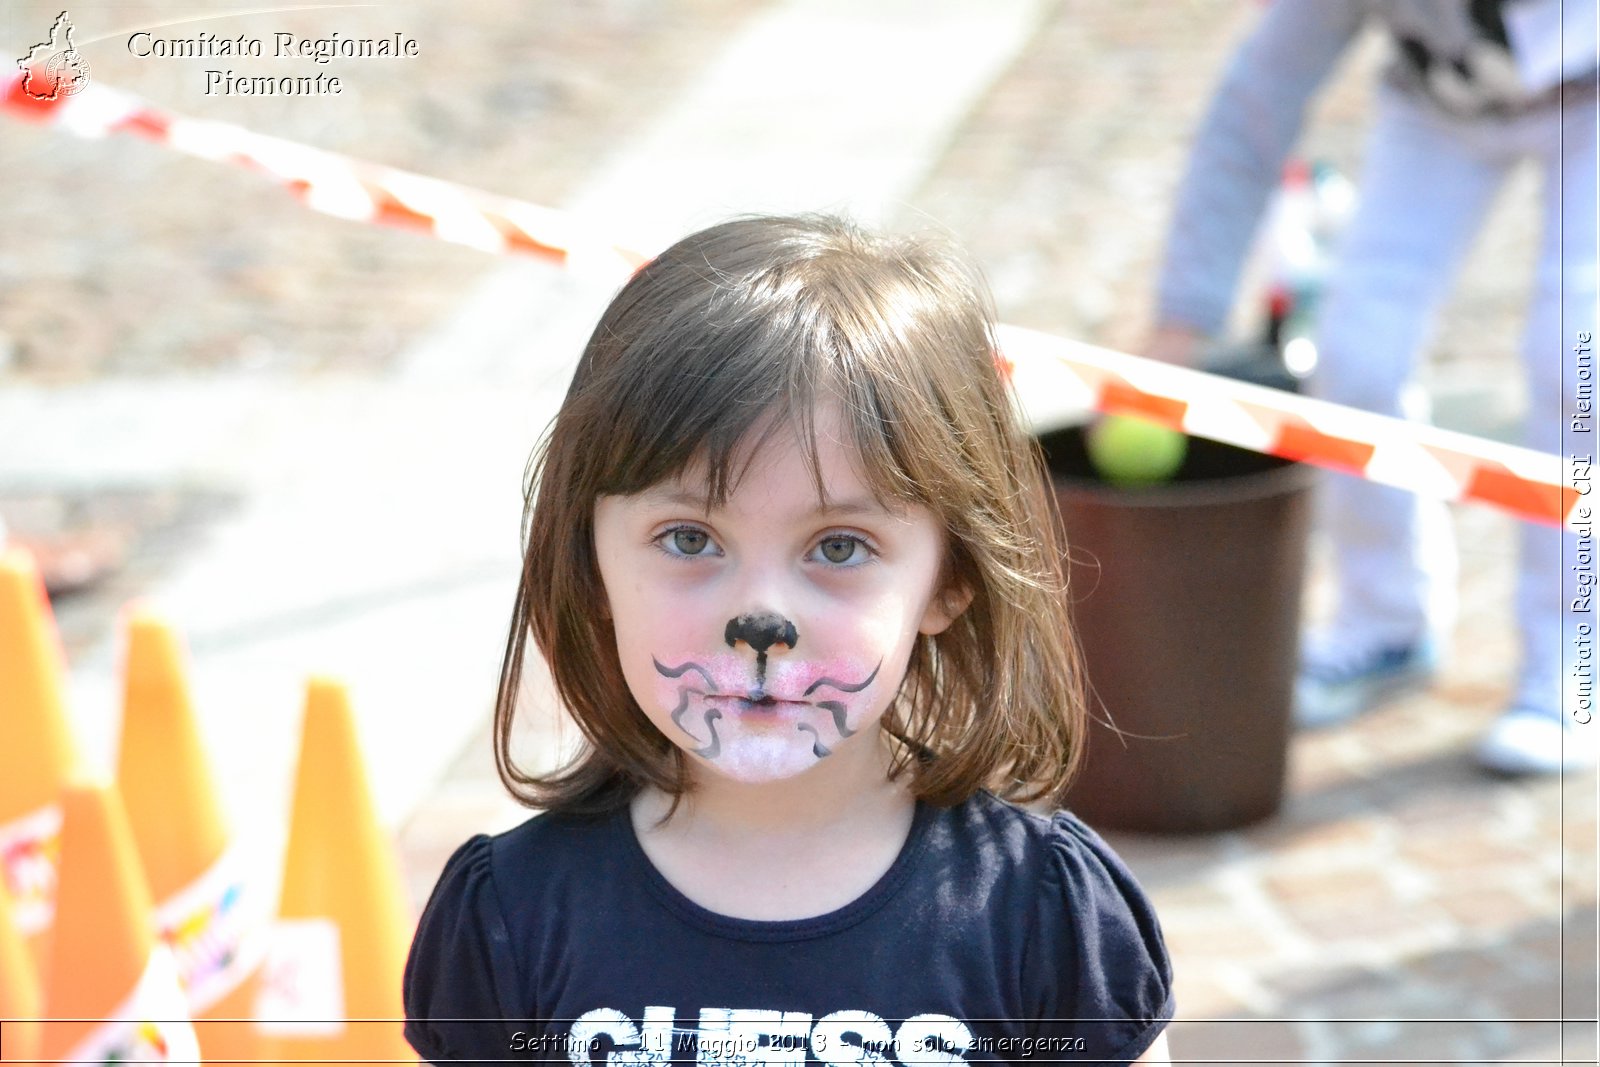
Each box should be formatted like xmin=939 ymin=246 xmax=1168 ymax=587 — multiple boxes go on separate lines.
xmin=593 ymin=404 xmax=967 ymax=787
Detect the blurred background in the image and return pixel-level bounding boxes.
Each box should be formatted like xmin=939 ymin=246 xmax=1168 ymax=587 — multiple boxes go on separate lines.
xmin=0 ymin=0 xmax=1591 ymax=1062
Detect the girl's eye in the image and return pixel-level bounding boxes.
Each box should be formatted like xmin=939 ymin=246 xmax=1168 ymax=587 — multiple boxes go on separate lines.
xmin=673 ymin=528 xmax=709 ymax=555
xmin=658 ymin=525 xmax=717 ymax=557
xmin=814 ymin=534 xmax=870 ymax=566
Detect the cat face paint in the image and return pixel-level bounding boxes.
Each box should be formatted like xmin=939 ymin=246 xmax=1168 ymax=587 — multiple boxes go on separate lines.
xmin=649 ymin=651 xmax=882 ymax=776
xmin=592 ymin=404 xmax=966 ymax=788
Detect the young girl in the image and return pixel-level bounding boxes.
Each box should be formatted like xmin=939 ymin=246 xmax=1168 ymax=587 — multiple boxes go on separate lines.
xmin=404 ymin=215 xmax=1174 ymax=1065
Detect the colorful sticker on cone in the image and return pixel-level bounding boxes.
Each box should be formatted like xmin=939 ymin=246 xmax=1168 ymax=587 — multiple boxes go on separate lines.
xmin=255 ymin=918 xmax=344 ymax=1037
xmin=62 ymin=945 xmax=201 ymax=1063
xmin=153 ymin=843 xmax=271 ymax=1014
xmin=0 ymin=803 xmax=62 ymax=935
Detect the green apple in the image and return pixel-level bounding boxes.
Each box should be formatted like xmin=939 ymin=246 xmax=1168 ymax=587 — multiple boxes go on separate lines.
xmin=1085 ymin=415 xmax=1188 ymax=486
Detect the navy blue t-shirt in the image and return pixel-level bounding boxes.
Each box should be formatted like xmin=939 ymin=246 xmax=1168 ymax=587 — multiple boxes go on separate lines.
xmin=404 ymin=791 xmax=1173 ymax=1066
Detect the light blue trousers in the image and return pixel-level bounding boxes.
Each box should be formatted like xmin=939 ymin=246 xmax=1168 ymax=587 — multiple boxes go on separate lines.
xmin=1312 ymin=83 xmax=1598 ymax=714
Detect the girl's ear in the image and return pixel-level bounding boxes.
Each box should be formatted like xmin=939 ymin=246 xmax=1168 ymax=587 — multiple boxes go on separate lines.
xmin=918 ymin=580 xmax=974 ymax=636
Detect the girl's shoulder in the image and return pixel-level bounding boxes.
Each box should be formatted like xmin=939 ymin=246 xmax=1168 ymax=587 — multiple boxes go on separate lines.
xmin=929 ymin=792 xmax=1166 ymax=923
xmin=934 ymin=792 xmax=1174 ymax=1015
xmin=944 ymin=794 xmax=1175 ymax=1053
xmin=938 ymin=789 xmax=1157 ymax=896
xmin=403 ymin=808 xmax=626 ymax=1059
xmin=413 ymin=805 xmax=624 ymax=927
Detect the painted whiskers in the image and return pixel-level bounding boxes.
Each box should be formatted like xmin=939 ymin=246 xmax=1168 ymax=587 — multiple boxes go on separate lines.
xmin=651 ymin=657 xmax=882 ymax=760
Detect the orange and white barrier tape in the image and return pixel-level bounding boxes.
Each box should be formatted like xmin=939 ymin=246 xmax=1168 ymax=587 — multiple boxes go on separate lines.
xmin=2 ymin=69 xmax=647 ymax=275
xmin=3 ymin=70 xmax=1580 ymax=532
xmin=997 ymin=324 xmax=1575 ymax=531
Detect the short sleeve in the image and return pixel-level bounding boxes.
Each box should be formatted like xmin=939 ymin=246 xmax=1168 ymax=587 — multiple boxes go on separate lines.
xmin=403 ymin=834 xmax=528 ymax=1064
xmin=1028 ymin=812 xmax=1174 ymax=1064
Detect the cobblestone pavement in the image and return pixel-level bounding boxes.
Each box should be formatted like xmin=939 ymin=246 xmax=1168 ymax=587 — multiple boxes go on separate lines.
xmin=4 ymin=0 xmax=1594 ymax=1063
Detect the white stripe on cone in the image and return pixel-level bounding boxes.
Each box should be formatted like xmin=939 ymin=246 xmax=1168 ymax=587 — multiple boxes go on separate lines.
xmin=254 ymin=917 xmax=345 ymax=1038
xmin=62 ymin=945 xmax=201 ymax=1064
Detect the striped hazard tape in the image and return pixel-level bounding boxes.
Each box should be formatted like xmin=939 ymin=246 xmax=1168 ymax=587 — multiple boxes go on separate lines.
xmin=2 ymin=69 xmax=647 ymax=276
xmin=997 ymin=325 xmax=1575 ymax=531
xmin=3 ymin=69 xmax=1580 ymax=532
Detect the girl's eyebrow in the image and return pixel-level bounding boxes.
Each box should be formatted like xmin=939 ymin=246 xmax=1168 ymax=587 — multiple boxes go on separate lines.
xmin=809 ymin=498 xmax=893 ymax=519
xmin=638 ymin=486 xmax=713 ymax=510
xmin=637 ymin=485 xmax=892 ymax=519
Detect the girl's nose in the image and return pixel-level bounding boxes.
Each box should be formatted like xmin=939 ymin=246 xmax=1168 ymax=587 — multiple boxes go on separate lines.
xmin=724 ymin=612 xmax=799 ymax=656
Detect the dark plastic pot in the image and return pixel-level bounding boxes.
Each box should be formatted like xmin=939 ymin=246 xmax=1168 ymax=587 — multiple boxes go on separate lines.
xmin=1038 ymin=425 xmax=1314 ymax=834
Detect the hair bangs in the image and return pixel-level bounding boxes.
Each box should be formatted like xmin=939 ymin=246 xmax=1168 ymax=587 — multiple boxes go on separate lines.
xmin=579 ymin=272 xmax=924 ymax=514
xmin=819 ymin=260 xmax=1000 ymax=523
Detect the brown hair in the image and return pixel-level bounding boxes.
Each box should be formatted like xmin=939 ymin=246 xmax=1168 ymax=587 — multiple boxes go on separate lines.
xmin=495 ymin=214 xmax=1084 ymax=813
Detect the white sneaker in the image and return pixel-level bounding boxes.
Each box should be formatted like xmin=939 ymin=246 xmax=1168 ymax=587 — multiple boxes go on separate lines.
xmin=1476 ymin=707 xmax=1597 ymax=776
xmin=1294 ymin=634 xmax=1438 ymax=729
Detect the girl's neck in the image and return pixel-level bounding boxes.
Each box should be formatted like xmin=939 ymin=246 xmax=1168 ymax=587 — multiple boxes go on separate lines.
xmin=628 ymin=736 xmax=918 ymax=921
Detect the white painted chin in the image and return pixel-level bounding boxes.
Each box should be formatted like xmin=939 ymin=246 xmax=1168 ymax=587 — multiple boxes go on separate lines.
xmin=697 ymin=726 xmax=826 ymax=784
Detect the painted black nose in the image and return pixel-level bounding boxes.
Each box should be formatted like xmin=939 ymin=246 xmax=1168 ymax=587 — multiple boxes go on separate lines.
xmin=724 ymin=612 xmax=799 ymax=655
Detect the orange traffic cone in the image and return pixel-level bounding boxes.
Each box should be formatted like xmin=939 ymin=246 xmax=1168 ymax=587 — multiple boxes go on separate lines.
xmin=115 ymin=608 xmax=269 ymax=1062
xmin=0 ymin=880 xmax=42 ymax=1063
xmin=0 ymin=548 xmax=80 ymax=973
xmin=40 ymin=782 xmax=200 ymax=1063
xmin=256 ymin=677 xmax=414 ymax=1065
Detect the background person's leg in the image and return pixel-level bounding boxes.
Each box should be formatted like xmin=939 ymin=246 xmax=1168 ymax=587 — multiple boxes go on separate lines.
xmin=1299 ymin=90 xmax=1510 ymax=726
xmin=1482 ymin=88 xmax=1600 ymax=773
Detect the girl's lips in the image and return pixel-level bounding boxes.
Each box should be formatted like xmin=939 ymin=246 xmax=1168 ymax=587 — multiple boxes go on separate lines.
xmin=704 ymin=693 xmax=807 ymax=711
